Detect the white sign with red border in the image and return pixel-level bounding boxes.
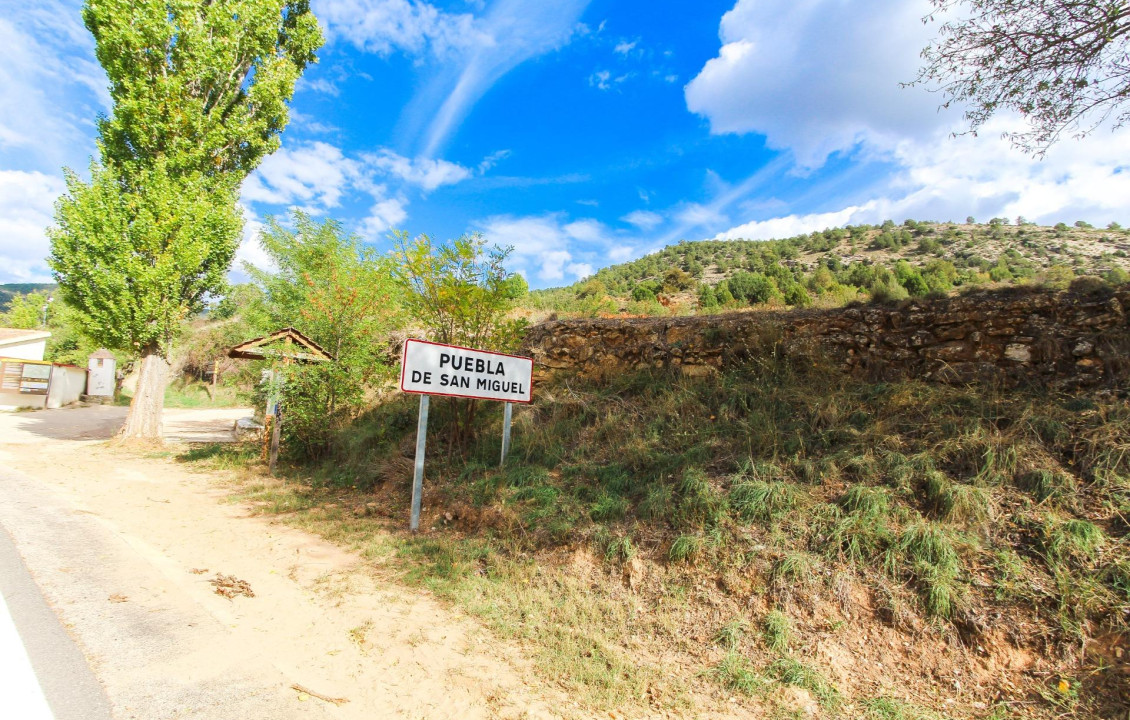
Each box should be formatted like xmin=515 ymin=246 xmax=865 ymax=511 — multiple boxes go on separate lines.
xmin=400 ymin=339 xmax=533 ymax=404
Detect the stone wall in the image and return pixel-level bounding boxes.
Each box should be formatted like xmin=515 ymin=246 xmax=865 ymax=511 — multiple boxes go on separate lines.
xmin=521 ymin=284 xmax=1130 ymax=389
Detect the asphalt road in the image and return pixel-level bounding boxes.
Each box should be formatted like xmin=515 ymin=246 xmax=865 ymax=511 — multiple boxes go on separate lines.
xmin=0 ymin=516 xmax=112 ymax=720
xmin=0 ymin=463 xmax=332 ymax=720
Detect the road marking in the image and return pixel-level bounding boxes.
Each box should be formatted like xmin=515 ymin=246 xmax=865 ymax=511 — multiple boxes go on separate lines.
xmin=0 ymin=586 xmax=55 ymax=720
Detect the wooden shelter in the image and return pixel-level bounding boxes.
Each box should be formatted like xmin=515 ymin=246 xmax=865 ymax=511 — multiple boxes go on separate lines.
xmin=227 ymin=327 xmax=333 ymax=363
xmin=227 ymin=328 xmax=333 ymax=475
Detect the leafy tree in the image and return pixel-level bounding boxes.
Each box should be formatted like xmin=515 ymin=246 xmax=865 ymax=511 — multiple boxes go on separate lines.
xmin=48 ymin=0 xmax=322 ymax=439
xmin=249 ymin=213 xmax=403 ymax=459
xmin=697 ymin=283 xmax=719 ymax=309
xmin=395 ymin=233 xmax=528 ymax=449
xmin=917 ymin=0 xmax=1130 ymax=154
xmin=0 ymin=291 xmax=49 ymax=330
xmin=662 ymin=267 xmax=695 ymax=293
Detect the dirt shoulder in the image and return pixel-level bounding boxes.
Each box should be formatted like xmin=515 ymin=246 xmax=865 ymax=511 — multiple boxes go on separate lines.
xmin=0 ymin=406 xmax=565 ymax=720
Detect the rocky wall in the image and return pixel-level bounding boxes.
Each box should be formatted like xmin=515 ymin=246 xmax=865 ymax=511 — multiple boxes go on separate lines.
xmin=521 ymin=284 xmax=1130 ymax=389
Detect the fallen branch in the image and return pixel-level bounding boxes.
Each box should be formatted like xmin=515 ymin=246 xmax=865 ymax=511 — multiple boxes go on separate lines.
xmin=290 ymin=683 xmax=349 ymax=706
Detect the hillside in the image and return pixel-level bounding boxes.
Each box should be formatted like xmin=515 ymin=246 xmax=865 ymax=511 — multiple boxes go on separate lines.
xmin=203 ymin=332 xmax=1130 ymax=719
xmin=0 ymin=283 xmax=56 ymax=313
xmin=525 ymin=219 xmax=1130 ymax=318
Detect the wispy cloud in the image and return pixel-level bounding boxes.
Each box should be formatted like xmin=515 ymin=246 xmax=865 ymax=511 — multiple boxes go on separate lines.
xmin=411 ymin=0 xmax=591 ymax=157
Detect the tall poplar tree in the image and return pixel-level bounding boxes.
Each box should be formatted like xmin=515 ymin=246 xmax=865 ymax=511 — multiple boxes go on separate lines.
xmin=49 ymin=0 xmax=323 ymax=438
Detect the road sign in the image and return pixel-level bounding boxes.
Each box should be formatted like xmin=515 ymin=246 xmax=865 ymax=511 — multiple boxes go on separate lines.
xmin=400 ymin=339 xmax=533 ymax=404
xmin=399 ymin=339 xmax=535 ymax=531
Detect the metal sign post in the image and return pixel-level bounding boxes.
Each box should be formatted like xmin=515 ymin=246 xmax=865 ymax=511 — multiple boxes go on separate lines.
xmin=410 ymin=394 xmax=430 ymax=532
xmin=500 ymin=402 xmax=513 ymax=467
xmin=400 ymin=339 xmax=534 ymax=532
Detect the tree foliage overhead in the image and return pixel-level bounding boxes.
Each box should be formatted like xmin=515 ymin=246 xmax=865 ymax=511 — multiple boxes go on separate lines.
xmin=917 ymin=0 xmax=1130 ymax=154
xmin=49 ymin=0 xmax=323 ymax=357
xmin=86 ymin=0 xmax=322 ymax=184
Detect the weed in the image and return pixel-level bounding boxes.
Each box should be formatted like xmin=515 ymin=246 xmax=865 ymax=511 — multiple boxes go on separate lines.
xmin=603 ymin=535 xmax=637 ymax=563
xmin=674 ymin=468 xmax=726 ymax=529
xmin=773 ymin=552 xmax=815 ymax=583
xmin=668 ymin=534 xmax=702 ymax=563
xmin=637 ymin=482 xmax=673 ymax=519
xmin=826 ymin=506 xmax=893 ymax=565
xmin=925 ymin=473 xmax=989 ymax=523
xmin=1017 ymin=469 xmax=1075 ymax=503
xmin=863 ymin=697 xmax=946 ymax=719
xmin=589 ymin=493 xmax=629 ymax=522
xmin=714 ymin=619 xmax=749 ymax=651
xmin=897 ymin=521 xmax=961 ymax=571
xmin=991 ymin=548 xmax=1027 ymax=601
xmin=894 ymin=521 xmax=966 ymax=618
xmin=838 ymin=485 xmax=890 ymax=519
xmin=1045 ymin=518 xmax=1105 ymax=564
xmin=731 ymin=480 xmax=798 ymax=523
xmin=709 ymin=652 xmax=767 ymax=696
xmin=766 ymin=657 xmax=839 ymax=709
xmin=762 ymin=610 xmax=792 ymax=652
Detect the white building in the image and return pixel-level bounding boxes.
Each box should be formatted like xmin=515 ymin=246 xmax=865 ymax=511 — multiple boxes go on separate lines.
xmin=0 ymin=328 xmax=50 ymax=361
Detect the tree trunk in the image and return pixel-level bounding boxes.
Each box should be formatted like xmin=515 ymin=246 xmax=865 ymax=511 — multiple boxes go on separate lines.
xmin=120 ymin=350 xmax=169 ymax=440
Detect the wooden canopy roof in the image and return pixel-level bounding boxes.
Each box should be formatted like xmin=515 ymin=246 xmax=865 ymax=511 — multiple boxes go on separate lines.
xmin=228 ymin=327 xmax=333 ymax=363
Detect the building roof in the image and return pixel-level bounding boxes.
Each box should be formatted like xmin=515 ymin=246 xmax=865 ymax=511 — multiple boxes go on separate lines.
xmin=89 ymin=348 xmax=115 ymax=359
xmin=228 ymin=327 xmax=333 ymax=363
xmin=0 ymin=328 xmax=50 ymax=346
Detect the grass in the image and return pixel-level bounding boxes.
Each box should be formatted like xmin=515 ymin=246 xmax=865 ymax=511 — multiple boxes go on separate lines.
xmin=765 ymin=657 xmax=839 ymax=709
xmin=710 ymin=652 xmax=767 ymax=696
xmin=762 ymin=610 xmax=792 ymax=653
xmin=863 ymin=697 xmax=950 ymax=719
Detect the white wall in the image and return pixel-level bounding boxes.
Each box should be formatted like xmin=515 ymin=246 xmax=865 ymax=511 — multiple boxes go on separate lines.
xmin=0 ymin=339 xmax=47 ymax=361
xmin=46 ymin=366 xmax=87 ymax=409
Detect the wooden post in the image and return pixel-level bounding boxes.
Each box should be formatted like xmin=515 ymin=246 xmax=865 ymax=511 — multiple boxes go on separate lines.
xmin=268 ymin=405 xmax=281 ymax=475
xmin=410 ymin=394 xmax=430 ymax=532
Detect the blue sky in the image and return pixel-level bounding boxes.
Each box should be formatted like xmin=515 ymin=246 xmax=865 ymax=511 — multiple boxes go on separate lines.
xmin=3 ymin=0 xmax=1130 ymax=288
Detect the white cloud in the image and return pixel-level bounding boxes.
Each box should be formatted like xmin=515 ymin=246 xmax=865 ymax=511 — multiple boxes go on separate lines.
xmin=314 ymin=0 xmax=486 ymax=58
xmin=232 ymin=205 xmax=273 ymax=279
xmin=716 ymin=120 xmax=1130 ymax=240
xmin=614 ymin=40 xmax=637 ymax=55
xmin=368 ymin=149 xmax=472 ymax=191
xmin=242 ymin=141 xmax=362 ymax=210
xmin=0 ymin=170 xmax=66 ymax=282
xmin=685 ymin=0 xmax=948 ymax=169
xmin=589 ymin=70 xmax=612 ymax=91
xmin=360 ymin=198 xmax=409 ymax=237
xmin=241 ymin=142 xmax=474 ymax=239
xmin=622 ymin=210 xmax=663 ymax=231
xmin=476 ymin=213 xmax=617 ymax=284
xmin=477 ymin=149 xmax=511 ymax=174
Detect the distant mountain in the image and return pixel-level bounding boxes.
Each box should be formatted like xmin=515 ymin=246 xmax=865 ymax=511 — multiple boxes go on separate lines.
xmin=525 ymin=219 xmax=1130 ymax=317
xmin=0 ymin=283 xmax=57 ymax=313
